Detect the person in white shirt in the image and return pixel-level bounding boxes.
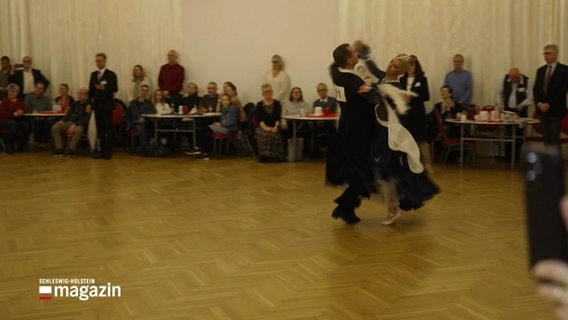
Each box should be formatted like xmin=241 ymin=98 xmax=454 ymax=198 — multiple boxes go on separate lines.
xmin=495 ymin=67 xmax=533 ymax=117
xmin=495 ymin=67 xmax=534 ymax=162
xmin=263 ymin=55 xmax=291 ymax=102
xmin=282 ymin=87 xmax=310 ymax=126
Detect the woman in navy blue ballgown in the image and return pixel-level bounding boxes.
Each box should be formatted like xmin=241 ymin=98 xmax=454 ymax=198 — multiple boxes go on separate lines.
xmin=359 ymin=57 xmax=440 ymax=225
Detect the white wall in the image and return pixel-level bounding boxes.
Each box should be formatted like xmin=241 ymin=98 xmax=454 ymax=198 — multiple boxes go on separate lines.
xmin=0 ymin=0 xmax=339 ymax=105
xmin=181 ymin=0 xmax=339 ymax=104
xmin=338 ymin=0 xmax=568 ymax=111
xmin=1 ymin=0 xmax=567 ymax=109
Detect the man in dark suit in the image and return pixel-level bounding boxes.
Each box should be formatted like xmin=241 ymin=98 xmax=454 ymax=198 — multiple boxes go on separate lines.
xmin=88 ymin=52 xmax=118 ymax=160
xmin=326 ymin=44 xmax=377 ymax=224
xmin=9 ymin=56 xmax=49 ymax=98
xmin=534 ymin=44 xmax=568 ymax=147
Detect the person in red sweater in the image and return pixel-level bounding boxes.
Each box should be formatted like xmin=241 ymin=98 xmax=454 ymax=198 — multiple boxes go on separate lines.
xmin=0 ymin=83 xmax=30 ymax=153
xmin=158 ymin=50 xmax=185 ymax=106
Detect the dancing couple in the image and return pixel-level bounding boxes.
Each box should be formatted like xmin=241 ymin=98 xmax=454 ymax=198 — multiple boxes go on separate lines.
xmin=326 ymin=43 xmax=439 ymax=225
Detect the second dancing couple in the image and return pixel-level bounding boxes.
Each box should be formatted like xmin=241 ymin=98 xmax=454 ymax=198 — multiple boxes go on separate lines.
xmin=326 ymin=43 xmax=439 ymax=225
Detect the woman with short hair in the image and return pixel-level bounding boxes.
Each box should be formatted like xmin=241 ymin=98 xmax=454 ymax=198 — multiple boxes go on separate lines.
xmin=255 ymin=84 xmax=285 ymax=162
xmin=0 ymin=83 xmax=30 ymax=153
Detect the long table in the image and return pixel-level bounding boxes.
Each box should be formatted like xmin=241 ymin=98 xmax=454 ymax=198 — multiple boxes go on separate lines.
xmin=446 ymin=118 xmax=539 ymax=170
xmin=282 ymin=114 xmax=339 ymax=160
xmin=142 ymin=113 xmax=221 ymax=156
xmin=24 ymin=112 xmax=66 ymax=151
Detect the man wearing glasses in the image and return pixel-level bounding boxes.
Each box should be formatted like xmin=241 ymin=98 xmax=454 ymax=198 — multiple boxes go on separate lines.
xmin=533 ymin=44 xmax=568 ymax=147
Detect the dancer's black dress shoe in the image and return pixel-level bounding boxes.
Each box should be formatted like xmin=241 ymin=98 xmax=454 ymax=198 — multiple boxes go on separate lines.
xmin=331 ymin=207 xmax=361 ymax=224
xmin=92 ymin=153 xmax=104 ymax=159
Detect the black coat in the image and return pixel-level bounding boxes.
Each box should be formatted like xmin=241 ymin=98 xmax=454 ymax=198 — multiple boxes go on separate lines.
xmin=326 ymin=65 xmax=376 ymax=195
xmin=10 ymin=68 xmax=50 ymax=98
xmin=399 ymin=74 xmax=430 ymax=142
xmin=534 ymin=62 xmax=568 ymax=118
xmin=88 ymin=69 xmax=118 ymax=111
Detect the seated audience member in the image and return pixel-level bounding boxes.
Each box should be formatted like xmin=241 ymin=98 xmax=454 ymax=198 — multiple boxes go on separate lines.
xmin=128 ymin=65 xmax=152 ymax=103
xmin=181 ymin=82 xmax=201 ymax=109
xmin=25 ymin=81 xmax=52 ymax=147
xmin=161 ymin=90 xmax=175 ymax=112
xmin=434 ymin=85 xmax=462 ymax=146
xmin=127 ymin=85 xmax=155 ymax=157
xmin=281 ymin=87 xmax=311 ymax=137
xmin=255 ymin=84 xmax=285 ymax=162
xmin=221 ymin=82 xmax=244 ymax=122
xmin=153 ymin=89 xmax=173 ymax=153
xmin=154 ymin=90 xmax=171 ymax=115
xmin=192 ymin=94 xmax=238 ymax=161
xmin=0 ymin=84 xmax=30 ymax=153
xmin=25 ymin=82 xmax=51 ymax=113
xmin=54 ymin=83 xmax=75 ymax=113
xmin=50 ymin=88 xmax=91 ymax=157
xmin=185 ymin=82 xmax=219 ymax=154
xmin=199 ymin=82 xmax=219 ymax=112
xmin=434 ymin=85 xmax=462 ymax=122
xmin=313 ymin=83 xmax=338 ymax=151
xmin=313 ymin=83 xmax=338 ymax=113
xmin=9 ymin=56 xmax=50 ymax=98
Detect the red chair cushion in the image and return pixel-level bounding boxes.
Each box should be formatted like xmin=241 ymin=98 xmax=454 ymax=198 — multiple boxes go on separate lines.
xmin=210 ymin=133 xmax=235 ymax=139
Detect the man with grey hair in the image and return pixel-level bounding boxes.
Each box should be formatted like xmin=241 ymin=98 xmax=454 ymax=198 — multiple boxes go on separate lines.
xmin=533 ymin=44 xmax=568 ymax=147
xmin=158 ymin=49 xmax=185 ymax=107
xmin=50 ymin=88 xmax=91 ymax=157
xmin=496 ymin=67 xmax=533 ymax=162
xmin=443 ymin=54 xmax=473 ymax=107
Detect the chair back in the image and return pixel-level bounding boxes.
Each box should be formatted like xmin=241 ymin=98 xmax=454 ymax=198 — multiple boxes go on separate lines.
xmin=112 ymin=103 xmax=124 ymax=127
xmin=532 ymin=113 xmax=542 ymax=134
xmin=562 ymin=113 xmax=568 ymax=136
xmin=432 ymin=109 xmax=448 ymax=144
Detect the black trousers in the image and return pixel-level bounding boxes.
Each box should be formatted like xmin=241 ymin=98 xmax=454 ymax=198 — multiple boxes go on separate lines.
xmin=504 ymin=125 xmax=523 ymax=162
xmin=334 ymin=167 xmax=372 ymax=211
xmin=95 ymin=106 xmax=113 ymax=156
xmin=540 ymin=115 xmax=562 ymax=146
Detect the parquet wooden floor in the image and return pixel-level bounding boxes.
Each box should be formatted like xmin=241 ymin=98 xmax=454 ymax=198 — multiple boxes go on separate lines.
xmin=0 ymin=151 xmax=557 ymax=319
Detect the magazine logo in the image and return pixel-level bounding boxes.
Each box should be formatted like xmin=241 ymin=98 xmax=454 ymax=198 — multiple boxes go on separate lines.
xmin=38 ymin=278 xmax=121 ymax=301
